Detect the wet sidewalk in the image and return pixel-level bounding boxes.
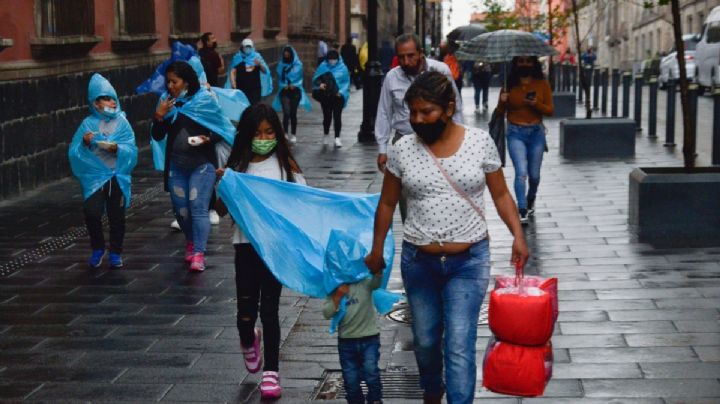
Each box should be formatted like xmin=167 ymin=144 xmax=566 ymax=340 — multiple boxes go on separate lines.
xmin=0 ymin=84 xmax=719 ymax=403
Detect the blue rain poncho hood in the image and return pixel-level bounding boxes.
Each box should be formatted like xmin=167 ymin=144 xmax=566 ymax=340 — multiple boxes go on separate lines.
xmin=188 ymin=55 xmax=251 ymax=123
xmin=216 ymin=172 xmax=402 ymax=333
xmin=151 ymin=85 xmax=237 ymax=171
xmin=224 ymin=47 xmax=273 ymax=97
xmin=272 ymin=46 xmax=312 ymax=112
xmin=69 ymin=73 xmax=137 ymax=207
xmin=136 ymin=42 xmax=197 ymax=95
xmin=312 ymin=56 xmax=351 ymax=108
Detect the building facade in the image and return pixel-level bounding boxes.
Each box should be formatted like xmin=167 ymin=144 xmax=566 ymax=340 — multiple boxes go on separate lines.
xmin=0 ymin=0 xmax=349 ymax=200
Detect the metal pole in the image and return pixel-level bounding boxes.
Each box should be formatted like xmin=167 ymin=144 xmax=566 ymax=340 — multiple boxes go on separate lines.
xmin=622 ymin=71 xmax=631 ymax=118
xmin=688 ymin=83 xmax=699 ymax=150
xmin=601 ymin=68 xmax=608 ymax=115
xmin=397 ymin=0 xmax=405 ymax=37
xmin=358 ymin=0 xmax=383 ymax=143
xmin=593 ymin=67 xmax=600 ymax=111
xmin=713 ymin=87 xmax=720 ymax=164
xmin=611 ymin=68 xmax=620 ymax=117
xmin=664 ymin=78 xmax=676 ymax=146
xmin=634 ymin=74 xmax=643 ymax=132
xmin=647 ymin=76 xmax=658 ymax=138
xmin=572 ymin=65 xmax=578 ymax=94
xmin=564 ymin=64 xmax=570 ymax=91
xmin=579 ymin=67 xmax=586 ymax=103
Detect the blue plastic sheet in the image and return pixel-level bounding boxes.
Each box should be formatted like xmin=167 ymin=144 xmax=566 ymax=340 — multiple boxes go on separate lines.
xmin=188 ymin=55 xmax=251 ymax=123
xmin=312 ymin=57 xmax=351 ymax=108
xmin=68 ymin=74 xmax=138 ymax=207
xmin=271 ymin=46 xmax=312 ymax=112
xmin=136 ymin=42 xmax=197 ymax=95
xmin=224 ymin=48 xmax=273 ymax=97
xmin=151 ymin=87 xmax=236 ymax=171
xmin=217 ymin=171 xmax=401 ymax=326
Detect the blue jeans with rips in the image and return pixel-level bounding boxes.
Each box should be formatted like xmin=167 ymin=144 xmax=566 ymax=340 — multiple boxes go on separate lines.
xmin=401 ymin=239 xmax=491 ymax=404
xmin=168 ymin=162 xmax=216 ymax=253
xmin=506 ymin=123 xmax=546 ymax=210
xmin=338 ymin=334 xmax=382 ymax=404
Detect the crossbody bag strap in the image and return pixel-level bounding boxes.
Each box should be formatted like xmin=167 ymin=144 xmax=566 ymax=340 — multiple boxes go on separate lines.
xmin=421 ymin=143 xmax=486 ymax=222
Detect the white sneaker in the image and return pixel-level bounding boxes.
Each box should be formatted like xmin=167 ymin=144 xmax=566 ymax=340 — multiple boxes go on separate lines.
xmin=170 ymin=220 xmax=181 ymax=231
xmin=289 ymin=135 xmax=297 ymax=144
xmin=209 ymin=209 xmax=220 ymax=225
xmin=323 ymin=135 xmax=331 ymax=145
xmin=334 ymin=137 xmax=342 ymax=147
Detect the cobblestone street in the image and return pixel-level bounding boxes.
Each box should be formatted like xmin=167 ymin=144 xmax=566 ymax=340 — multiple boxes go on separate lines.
xmin=0 ymin=86 xmax=719 ymax=403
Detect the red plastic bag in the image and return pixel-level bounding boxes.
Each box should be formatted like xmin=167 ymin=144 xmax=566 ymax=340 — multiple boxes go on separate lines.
xmin=482 ymin=337 xmax=553 ymax=397
xmin=489 ymin=265 xmax=558 ymax=346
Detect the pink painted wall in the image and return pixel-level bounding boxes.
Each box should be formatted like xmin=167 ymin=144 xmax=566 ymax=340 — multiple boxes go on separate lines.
xmin=92 ymin=0 xmax=114 ymax=54
xmin=0 ymin=0 xmax=35 ymax=62
xmin=200 ymin=0 xmax=233 ymax=43
xmin=152 ymin=0 xmax=172 ymax=52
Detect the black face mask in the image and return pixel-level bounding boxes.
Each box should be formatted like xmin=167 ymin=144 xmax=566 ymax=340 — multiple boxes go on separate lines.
xmin=283 ymin=56 xmax=292 ymax=63
xmin=411 ymin=118 xmax=447 ymax=144
xmin=517 ymin=66 xmax=533 ymax=77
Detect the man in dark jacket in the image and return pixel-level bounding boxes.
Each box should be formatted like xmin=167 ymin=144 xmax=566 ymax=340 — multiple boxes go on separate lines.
xmin=198 ymin=32 xmax=225 ymax=87
xmin=341 ymin=38 xmax=361 ymax=89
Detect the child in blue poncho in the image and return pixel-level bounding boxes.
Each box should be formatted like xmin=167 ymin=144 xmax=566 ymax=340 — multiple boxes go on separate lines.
xmin=312 ymin=49 xmax=350 ymax=148
xmin=68 ymin=74 xmax=138 ymax=268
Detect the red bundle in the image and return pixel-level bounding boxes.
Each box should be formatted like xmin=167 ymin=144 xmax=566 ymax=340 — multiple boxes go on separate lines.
xmin=482 ymin=337 xmax=553 ymax=397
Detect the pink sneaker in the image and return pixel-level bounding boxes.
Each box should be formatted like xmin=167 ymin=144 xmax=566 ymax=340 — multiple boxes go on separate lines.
xmin=189 ymin=252 xmax=205 ymax=272
xmin=260 ymin=371 xmax=282 ymax=399
xmin=241 ymin=328 xmax=263 ymax=373
xmin=184 ymin=242 xmax=194 ymax=262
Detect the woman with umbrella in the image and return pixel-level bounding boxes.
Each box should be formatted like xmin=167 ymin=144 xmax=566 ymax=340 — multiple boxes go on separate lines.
xmin=495 ymin=56 xmax=553 ymax=224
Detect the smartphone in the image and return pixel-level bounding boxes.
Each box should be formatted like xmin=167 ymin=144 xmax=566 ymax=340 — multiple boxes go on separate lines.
xmin=526 ymin=91 xmax=536 ymax=100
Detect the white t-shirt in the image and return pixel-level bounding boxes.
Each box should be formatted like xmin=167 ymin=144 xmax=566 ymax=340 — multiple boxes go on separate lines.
xmin=232 ymin=154 xmax=306 ymax=244
xmin=386 ymin=126 xmax=501 ymax=246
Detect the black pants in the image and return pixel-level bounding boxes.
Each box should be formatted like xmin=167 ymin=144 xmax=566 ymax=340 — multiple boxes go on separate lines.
xmin=321 ymin=96 xmax=343 ymax=138
xmin=280 ymin=88 xmax=301 ymax=135
xmin=234 ymin=243 xmax=282 ymax=371
xmin=83 ymin=177 xmax=125 ymax=253
xmin=243 ymin=87 xmax=262 ymax=105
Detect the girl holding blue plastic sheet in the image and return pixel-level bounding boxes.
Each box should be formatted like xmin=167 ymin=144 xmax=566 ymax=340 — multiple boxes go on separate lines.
xmin=312 ymin=49 xmax=351 ymax=147
xmin=215 ymin=104 xmax=304 ymax=399
xmin=272 ymin=45 xmax=312 ymax=144
xmin=69 ymin=74 xmax=138 ymax=269
xmin=151 ymin=61 xmax=235 ymax=272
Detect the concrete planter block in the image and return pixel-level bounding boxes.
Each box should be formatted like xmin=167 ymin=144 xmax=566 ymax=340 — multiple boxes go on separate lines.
xmin=559 ymin=118 xmax=636 ymax=158
xmin=629 ymin=167 xmax=720 ymax=245
xmin=553 ymin=92 xmax=576 ymax=118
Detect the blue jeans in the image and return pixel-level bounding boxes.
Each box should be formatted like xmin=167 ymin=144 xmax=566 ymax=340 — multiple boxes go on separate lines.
xmin=338 ymin=334 xmax=382 ymax=404
xmin=506 ymin=123 xmax=546 ymax=210
xmin=401 ymin=240 xmax=491 ymax=404
xmin=168 ymin=162 xmax=215 ymax=253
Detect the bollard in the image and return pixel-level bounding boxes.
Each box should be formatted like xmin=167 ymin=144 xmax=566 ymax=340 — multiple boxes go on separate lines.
xmin=634 ymin=75 xmax=644 ymax=132
xmin=578 ymin=69 xmax=584 ymax=103
xmin=622 ymin=72 xmax=632 ymax=118
xmin=664 ymin=78 xmax=676 ymax=146
xmin=601 ymin=68 xmax=609 ymax=115
xmin=593 ymin=68 xmax=600 ymax=111
xmin=572 ymin=66 xmax=578 ymax=94
xmin=713 ymin=87 xmax=720 ymax=164
xmin=611 ymin=68 xmax=620 ymax=117
xmin=647 ymin=76 xmax=658 ymax=138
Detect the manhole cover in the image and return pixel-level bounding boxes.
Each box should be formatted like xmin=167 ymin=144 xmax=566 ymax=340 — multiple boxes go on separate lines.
xmin=313 ymin=370 xmax=423 ymax=400
xmin=387 ymin=302 xmax=489 ymax=325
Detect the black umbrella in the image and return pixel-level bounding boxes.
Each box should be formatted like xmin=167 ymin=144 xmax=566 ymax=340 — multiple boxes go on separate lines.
xmin=446 ymin=23 xmax=487 ymax=44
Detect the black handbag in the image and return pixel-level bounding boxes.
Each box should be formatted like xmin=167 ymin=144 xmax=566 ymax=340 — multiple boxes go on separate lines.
xmin=488 ymin=108 xmax=507 ymax=167
xmin=312 ymin=72 xmax=339 ymax=103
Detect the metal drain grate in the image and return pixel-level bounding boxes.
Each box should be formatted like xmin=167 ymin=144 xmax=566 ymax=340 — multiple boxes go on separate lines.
xmin=313 ymin=369 xmax=423 ymax=400
xmin=0 ymin=184 xmax=163 ymax=277
xmin=387 ymin=302 xmax=489 ymax=325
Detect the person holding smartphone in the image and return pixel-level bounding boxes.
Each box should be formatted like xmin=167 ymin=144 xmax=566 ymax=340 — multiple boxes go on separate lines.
xmin=495 ymin=56 xmax=553 ymax=224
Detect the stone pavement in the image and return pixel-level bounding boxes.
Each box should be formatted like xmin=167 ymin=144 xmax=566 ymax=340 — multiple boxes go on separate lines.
xmin=0 ymin=83 xmax=719 ymax=403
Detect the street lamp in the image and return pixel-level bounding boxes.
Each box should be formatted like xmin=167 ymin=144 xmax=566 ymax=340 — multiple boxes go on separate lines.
xmin=358 ymin=0 xmax=383 ymax=143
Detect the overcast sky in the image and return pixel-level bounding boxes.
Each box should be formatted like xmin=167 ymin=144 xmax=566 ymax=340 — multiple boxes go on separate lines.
xmin=441 ymin=0 xmax=515 ymax=36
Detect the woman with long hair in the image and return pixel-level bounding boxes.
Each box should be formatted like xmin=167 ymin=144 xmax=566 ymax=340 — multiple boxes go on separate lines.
xmin=495 ymin=56 xmax=554 ymax=224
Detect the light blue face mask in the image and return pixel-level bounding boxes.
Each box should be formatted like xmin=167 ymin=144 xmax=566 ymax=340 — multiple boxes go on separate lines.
xmin=177 ymin=89 xmax=188 ymax=99
xmin=100 ymin=105 xmax=118 ymax=119
xmin=328 ymin=59 xmax=338 ymax=67
xmin=243 ymin=46 xmax=253 ymax=55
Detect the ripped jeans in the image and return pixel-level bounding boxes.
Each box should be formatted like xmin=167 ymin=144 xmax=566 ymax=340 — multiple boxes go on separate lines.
xmin=168 ymin=162 xmax=216 ymax=253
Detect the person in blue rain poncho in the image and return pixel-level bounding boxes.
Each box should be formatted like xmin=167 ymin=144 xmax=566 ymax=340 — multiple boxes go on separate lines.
xmin=312 ymin=49 xmax=350 ymax=148
xmin=150 ymin=61 xmax=235 ymax=272
xmin=68 ymin=73 xmax=138 ymax=269
xmin=226 ymin=38 xmax=273 ymax=105
xmin=272 ymin=45 xmax=312 ymax=144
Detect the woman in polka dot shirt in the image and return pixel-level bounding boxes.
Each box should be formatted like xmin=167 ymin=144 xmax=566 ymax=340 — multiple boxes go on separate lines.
xmin=365 ymin=71 xmax=529 ymax=404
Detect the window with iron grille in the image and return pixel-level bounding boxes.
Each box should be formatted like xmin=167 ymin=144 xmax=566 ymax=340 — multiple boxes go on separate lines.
xmin=265 ymin=0 xmax=281 ymax=29
xmin=173 ymin=0 xmax=200 ymax=34
xmin=39 ymin=0 xmax=94 ymax=37
xmin=235 ymin=0 xmax=252 ymax=31
xmin=118 ymin=0 xmax=156 ymax=35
